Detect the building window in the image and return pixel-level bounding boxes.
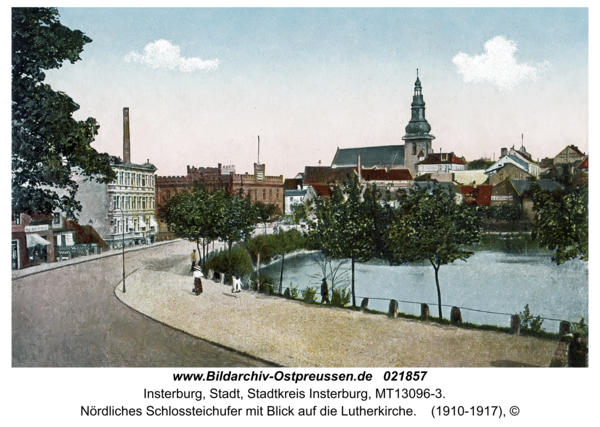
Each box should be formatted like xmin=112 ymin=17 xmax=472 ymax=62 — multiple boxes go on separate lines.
xmin=269 ymin=189 xmax=272 ymax=199
xmin=53 ymin=213 xmax=60 ymax=224
xmin=142 ymin=198 xmax=146 ymax=209
xmin=263 ymin=189 xmax=266 ymax=200
xmin=13 ymin=213 xmax=21 ymax=225
xmin=142 ymin=174 xmax=146 ymax=186
xmin=412 ymin=144 xmax=417 ymax=155
xmin=119 ymin=172 xmax=123 ymax=185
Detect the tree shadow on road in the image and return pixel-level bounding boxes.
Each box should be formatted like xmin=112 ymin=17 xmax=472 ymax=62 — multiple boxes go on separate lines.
xmin=489 ymin=360 xmax=542 ymax=367
xmin=143 ymin=255 xmax=189 ymax=275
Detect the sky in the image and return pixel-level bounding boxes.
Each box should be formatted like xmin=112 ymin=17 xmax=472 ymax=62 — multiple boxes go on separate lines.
xmin=42 ymin=7 xmax=589 ymax=178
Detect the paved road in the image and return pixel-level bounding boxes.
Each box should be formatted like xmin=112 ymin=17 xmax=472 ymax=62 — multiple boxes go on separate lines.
xmin=12 ymin=241 xmax=272 ymax=367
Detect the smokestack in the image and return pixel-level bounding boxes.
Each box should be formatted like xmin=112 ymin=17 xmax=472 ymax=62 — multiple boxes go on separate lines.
xmin=123 ymin=107 xmax=131 ymax=163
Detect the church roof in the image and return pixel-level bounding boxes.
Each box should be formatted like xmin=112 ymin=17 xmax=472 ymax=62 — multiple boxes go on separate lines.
xmin=331 ymin=145 xmax=405 ymax=168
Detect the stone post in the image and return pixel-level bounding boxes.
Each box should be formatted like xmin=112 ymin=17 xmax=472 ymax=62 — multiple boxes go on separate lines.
xmin=389 ymin=299 xmax=399 ymax=318
xmin=511 ymin=314 xmax=521 ymax=335
xmin=283 ymin=288 xmax=291 ymax=299
xmin=361 ymin=298 xmax=369 ymax=311
xmin=421 ymin=303 xmax=429 ymax=320
xmin=450 ymin=306 xmax=462 ymax=324
xmin=559 ymin=320 xmax=571 ymax=337
xmin=208 ymin=269 xmax=214 ymax=280
xmin=220 ymin=273 xmax=225 ymax=285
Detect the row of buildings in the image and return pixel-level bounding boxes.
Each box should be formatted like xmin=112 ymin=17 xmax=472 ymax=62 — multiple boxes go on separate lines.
xmin=12 ymin=77 xmax=588 ymax=270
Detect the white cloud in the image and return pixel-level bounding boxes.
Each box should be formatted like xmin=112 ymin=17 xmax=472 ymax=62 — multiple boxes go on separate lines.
xmin=124 ymin=40 xmax=220 ymax=72
xmin=452 ymin=36 xmax=549 ymax=91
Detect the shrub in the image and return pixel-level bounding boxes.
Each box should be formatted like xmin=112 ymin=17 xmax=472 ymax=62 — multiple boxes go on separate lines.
xmin=205 ymin=245 xmax=253 ymax=281
xmin=519 ymin=304 xmax=544 ymax=333
xmin=331 ymin=285 xmax=352 ymax=307
xmin=301 ymin=286 xmax=317 ymax=304
xmin=289 ymin=283 xmax=299 ymax=299
xmin=573 ymin=317 xmax=588 ymax=336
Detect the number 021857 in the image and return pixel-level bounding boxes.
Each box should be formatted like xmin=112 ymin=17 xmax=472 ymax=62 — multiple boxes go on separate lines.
xmin=383 ymin=371 xmax=427 ymax=381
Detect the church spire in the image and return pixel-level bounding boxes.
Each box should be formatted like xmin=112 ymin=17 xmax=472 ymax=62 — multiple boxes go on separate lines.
xmin=403 ymin=71 xmax=434 ymax=140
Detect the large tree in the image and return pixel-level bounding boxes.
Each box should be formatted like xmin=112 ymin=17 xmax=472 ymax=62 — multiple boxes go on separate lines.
xmin=385 ymin=184 xmax=481 ymax=319
xmin=12 ymin=7 xmax=115 ymax=218
xmin=531 ymin=183 xmax=588 ymax=265
xmin=309 ymin=175 xmax=383 ymax=307
xmin=158 ymin=186 xmax=221 ymax=268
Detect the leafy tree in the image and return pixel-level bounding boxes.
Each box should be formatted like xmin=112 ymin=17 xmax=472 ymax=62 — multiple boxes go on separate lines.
xmin=12 ymin=7 xmax=115 ymax=218
xmin=531 ymin=183 xmax=588 ymax=264
xmin=290 ymin=202 xmax=308 ymax=226
xmin=385 ymin=184 xmax=481 ymax=319
xmin=218 ymin=190 xmax=258 ymax=273
xmin=254 ymin=201 xmax=279 ymax=234
xmin=309 ymin=175 xmax=384 ymax=307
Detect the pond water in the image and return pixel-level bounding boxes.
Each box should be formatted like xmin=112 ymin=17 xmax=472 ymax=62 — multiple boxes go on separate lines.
xmin=259 ymin=239 xmax=588 ymax=333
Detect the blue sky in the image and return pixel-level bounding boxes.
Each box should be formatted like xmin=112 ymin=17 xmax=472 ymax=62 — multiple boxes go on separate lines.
xmin=43 ymin=7 xmax=589 ymax=178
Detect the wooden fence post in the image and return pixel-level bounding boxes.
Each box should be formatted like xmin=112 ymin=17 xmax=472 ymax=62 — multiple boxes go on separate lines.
xmin=511 ymin=314 xmax=521 ymax=335
xmin=559 ymin=321 xmax=571 ymax=337
xmin=450 ymin=306 xmax=462 ymax=324
xmin=389 ymin=299 xmax=399 ymax=318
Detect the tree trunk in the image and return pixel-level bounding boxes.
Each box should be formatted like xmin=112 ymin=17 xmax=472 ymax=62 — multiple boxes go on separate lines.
xmin=256 ymin=252 xmax=261 ymax=291
xmin=351 ymin=256 xmax=356 ymax=307
xmin=431 ymin=258 xmax=443 ymax=319
xmin=279 ymin=253 xmax=285 ymax=294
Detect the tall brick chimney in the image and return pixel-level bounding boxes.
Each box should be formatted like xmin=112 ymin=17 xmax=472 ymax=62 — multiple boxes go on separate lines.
xmin=123 ymin=107 xmax=131 ymax=163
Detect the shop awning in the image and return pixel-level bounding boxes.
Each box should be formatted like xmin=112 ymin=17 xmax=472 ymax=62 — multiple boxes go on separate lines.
xmin=139 ymin=216 xmax=147 ymax=228
xmin=26 ymin=233 xmax=51 ymax=248
xmin=150 ymin=217 xmax=158 ymax=229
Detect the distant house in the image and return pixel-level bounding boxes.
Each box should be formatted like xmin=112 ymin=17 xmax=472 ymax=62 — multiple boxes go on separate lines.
xmin=552 ymin=145 xmax=586 ymax=182
xmin=11 ymin=213 xmax=55 ymax=270
xmin=303 ymin=166 xmax=356 ymax=187
xmin=284 ymin=188 xmax=308 ymax=216
xmin=487 ymin=163 xmax=533 ymax=186
xmin=453 ymin=170 xmax=489 ymax=186
xmin=486 ymin=150 xmax=540 ymax=179
xmin=575 ymin=156 xmax=588 ymax=184
xmin=415 ymin=152 xmax=467 ymax=176
xmin=459 ymin=185 xmax=492 ymax=206
xmin=52 ymin=214 xmax=110 ymax=261
xmin=358 ymin=167 xmax=413 ymax=208
xmin=491 ymin=178 xmax=563 ymax=221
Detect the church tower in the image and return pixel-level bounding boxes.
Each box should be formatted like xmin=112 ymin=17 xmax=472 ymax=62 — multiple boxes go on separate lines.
xmin=403 ymin=72 xmax=435 ymax=173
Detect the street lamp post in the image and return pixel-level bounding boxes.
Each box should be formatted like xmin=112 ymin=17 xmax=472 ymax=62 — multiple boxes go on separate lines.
xmin=116 ymin=208 xmax=127 ymax=293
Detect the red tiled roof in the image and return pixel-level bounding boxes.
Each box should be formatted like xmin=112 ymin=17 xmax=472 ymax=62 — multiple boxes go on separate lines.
xmin=578 ymin=156 xmax=588 ymax=169
xmin=459 ymin=185 xmax=492 ymax=205
xmin=359 ymin=168 xmax=413 ymax=181
xmin=416 ymin=152 xmax=467 ymax=165
xmin=303 ymin=166 xmax=356 ymax=185
xmin=311 ymin=184 xmax=334 ymax=197
xmin=570 ymin=145 xmax=585 ymax=157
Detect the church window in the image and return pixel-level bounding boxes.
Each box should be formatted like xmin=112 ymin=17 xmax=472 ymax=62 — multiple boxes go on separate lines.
xmin=412 ymin=144 xmax=417 ymax=155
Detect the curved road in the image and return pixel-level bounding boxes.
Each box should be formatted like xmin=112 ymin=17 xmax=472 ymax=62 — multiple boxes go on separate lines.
xmin=12 ymin=241 xmax=272 ymax=367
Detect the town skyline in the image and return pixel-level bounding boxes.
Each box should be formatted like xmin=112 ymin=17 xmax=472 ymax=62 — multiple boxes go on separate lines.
xmin=43 ymin=7 xmax=588 ymax=178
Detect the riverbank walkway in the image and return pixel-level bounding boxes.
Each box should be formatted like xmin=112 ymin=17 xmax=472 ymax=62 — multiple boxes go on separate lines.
xmin=116 ymin=241 xmax=557 ymax=367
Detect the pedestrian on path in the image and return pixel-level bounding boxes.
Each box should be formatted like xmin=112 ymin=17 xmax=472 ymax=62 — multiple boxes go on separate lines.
xmin=321 ymin=278 xmax=330 ymax=304
xmin=190 ymin=250 xmax=197 ymax=272
xmin=192 ymin=266 xmax=204 ymax=295
xmin=232 ymin=275 xmax=242 ymax=293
